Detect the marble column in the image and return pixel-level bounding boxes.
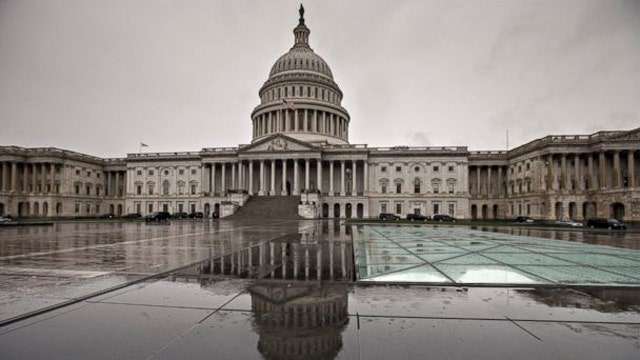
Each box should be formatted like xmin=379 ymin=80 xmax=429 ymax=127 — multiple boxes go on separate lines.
xmin=340 ymin=161 xmax=345 ymax=196
xmin=352 ymin=160 xmax=357 ymax=195
xmin=588 ymin=154 xmax=595 ymax=190
xmin=231 ymin=163 xmax=236 ymax=190
xmin=270 ymin=159 xmax=276 ymax=195
xmin=363 ymin=162 xmax=369 ymax=193
xmin=115 ymin=171 xmax=120 ymax=197
xmin=22 ymin=163 xmax=28 ymax=193
xmin=316 ymin=159 xmax=322 ymax=193
xmin=598 ymin=152 xmax=606 ymax=189
xmin=282 ymin=159 xmax=288 ymax=195
xmin=629 ymin=151 xmax=636 ymax=187
xmin=487 ymin=166 xmax=492 ymax=196
xmin=293 ymin=159 xmax=299 ymax=195
xmin=476 ymin=166 xmax=481 ymax=196
xmin=329 ymin=161 xmax=334 ymax=195
xmin=546 ymin=155 xmax=553 ymax=191
xmin=221 ymin=163 xmax=226 ymax=193
xmin=0 ymin=162 xmax=5 ymax=192
xmin=10 ymin=162 xmax=17 ymax=192
xmin=304 ymin=158 xmax=310 ymax=190
xmin=259 ymin=160 xmax=264 ymax=195
xmin=50 ymin=164 xmax=56 ymax=193
xmin=248 ymin=161 xmax=253 ymax=195
xmin=560 ymin=155 xmax=567 ymax=190
xmin=613 ymin=151 xmax=621 ymax=188
xmin=31 ymin=163 xmax=37 ymax=193
xmin=107 ymin=172 xmax=112 ymax=196
xmin=211 ymin=164 xmax=217 ymax=195
xmin=574 ymin=154 xmax=581 ymax=191
xmin=497 ymin=166 xmax=503 ymax=196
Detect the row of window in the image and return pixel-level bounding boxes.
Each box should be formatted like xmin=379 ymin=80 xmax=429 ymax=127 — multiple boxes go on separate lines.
xmin=133 ymin=201 xmax=201 ymax=215
xmin=274 ymin=57 xmax=328 ymax=75
xmin=75 ymin=169 xmax=100 ymax=177
xmin=262 ymin=84 xmax=339 ymax=105
xmin=510 ymin=162 xmax=532 ymax=174
xmin=379 ymin=179 xmax=457 ymax=194
xmin=381 ymin=165 xmax=456 ymax=173
xmin=134 ymin=181 xmax=198 ymax=196
xmin=135 ymin=168 xmax=198 ymax=176
xmin=380 ymin=202 xmax=456 ymax=217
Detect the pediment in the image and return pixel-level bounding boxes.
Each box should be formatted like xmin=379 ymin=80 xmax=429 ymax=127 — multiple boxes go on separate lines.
xmin=239 ymin=135 xmax=317 ymax=153
xmin=608 ymin=127 xmax=640 ymax=142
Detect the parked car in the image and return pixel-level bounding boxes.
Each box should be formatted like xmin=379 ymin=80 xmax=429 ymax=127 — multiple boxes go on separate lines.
xmin=122 ymin=213 xmax=141 ymax=219
xmin=172 ymin=212 xmax=188 ymax=219
xmin=516 ymin=216 xmax=535 ymax=223
xmin=188 ymin=212 xmax=204 ymax=219
xmin=433 ymin=214 xmax=456 ymax=222
xmin=212 ymin=211 xmax=220 ymax=219
xmin=407 ymin=213 xmax=429 ymax=221
xmin=379 ymin=213 xmax=400 ymax=220
xmin=555 ymin=219 xmax=583 ymax=227
xmin=145 ymin=212 xmax=171 ymax=222
xmin=0 ymin=216 xmax=13 ymax=224
xmin=586 ymin=218 xmax=627 ymax=230
xmin=99 ymin=213 xmax=115 ymax=219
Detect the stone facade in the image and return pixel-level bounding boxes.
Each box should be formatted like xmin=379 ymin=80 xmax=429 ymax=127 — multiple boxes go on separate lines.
xmin=1 ymin=7 xmax=638 ymax=221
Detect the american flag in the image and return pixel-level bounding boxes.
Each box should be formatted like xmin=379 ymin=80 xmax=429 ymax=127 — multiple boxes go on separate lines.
xmin=282 ymin=99 xmax=296 ymax=110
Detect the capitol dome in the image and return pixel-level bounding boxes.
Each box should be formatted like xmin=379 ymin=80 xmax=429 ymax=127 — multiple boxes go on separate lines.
xmin=251 ymin=5 xmax=350 ymax=145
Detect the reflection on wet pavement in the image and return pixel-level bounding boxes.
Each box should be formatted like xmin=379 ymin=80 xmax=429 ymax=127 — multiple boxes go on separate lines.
xmin=1 ymin=221 xmax=640 ymax=359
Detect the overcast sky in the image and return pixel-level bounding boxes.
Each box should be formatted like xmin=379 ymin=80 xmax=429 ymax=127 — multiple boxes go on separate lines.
xmin=1 ymin=0 xmax=638 ymax=158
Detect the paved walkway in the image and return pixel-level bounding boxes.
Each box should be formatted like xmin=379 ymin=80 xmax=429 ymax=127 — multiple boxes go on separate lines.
xmin=2 ymin=221 xmax=640 ymax=359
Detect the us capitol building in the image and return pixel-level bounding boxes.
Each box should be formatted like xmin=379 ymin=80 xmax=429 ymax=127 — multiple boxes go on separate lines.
xmin=1 ymin=7 xmax=639 ymax=221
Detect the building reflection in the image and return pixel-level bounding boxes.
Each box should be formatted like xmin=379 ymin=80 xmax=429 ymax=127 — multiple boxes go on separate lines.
xmin=518 ymin=287 xmax=640 ymax=313
xmin=193 ymin=220 xmax=351 ymax=360
xmin=249 ymin=281 xmax=348 ymax=360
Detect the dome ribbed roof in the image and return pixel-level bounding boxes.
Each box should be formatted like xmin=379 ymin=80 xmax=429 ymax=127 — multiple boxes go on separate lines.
xmin=269 ymin=48 xmax=333 ymax=79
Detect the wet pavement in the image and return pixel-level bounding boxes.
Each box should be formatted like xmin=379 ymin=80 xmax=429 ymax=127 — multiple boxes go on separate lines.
xmin=0 ymin=220 xmax=639 ymax=359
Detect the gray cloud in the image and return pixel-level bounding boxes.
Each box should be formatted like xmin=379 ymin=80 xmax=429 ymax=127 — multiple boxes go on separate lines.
xmin=1 ymin=0 xmax=638 ymax=157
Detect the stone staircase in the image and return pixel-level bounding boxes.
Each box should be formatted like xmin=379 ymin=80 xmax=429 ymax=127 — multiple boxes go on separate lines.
xmin=225 ymin=196 xmax=302 ymax=220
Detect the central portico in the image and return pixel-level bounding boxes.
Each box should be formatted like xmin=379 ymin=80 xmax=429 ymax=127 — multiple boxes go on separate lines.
xmin=200 ymin=132 xmax=370 ymax=202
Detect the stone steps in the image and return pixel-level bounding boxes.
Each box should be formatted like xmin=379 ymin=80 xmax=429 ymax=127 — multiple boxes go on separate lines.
xmin=226 ymin=196 xmax=302 ymax=220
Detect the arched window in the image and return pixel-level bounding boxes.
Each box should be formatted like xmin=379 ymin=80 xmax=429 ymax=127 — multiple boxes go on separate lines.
xmin=431 ymin=179 xmax=441 ymax=194
xmin=380 ymin=179 xmax=388 ymax=194
xmin=395 ymin=180 xmax=403 ymax=194
xmin=162 ymin=180 xmax=170 ymax=195
xmin=447 ymin=179 xmax=456 ymax=194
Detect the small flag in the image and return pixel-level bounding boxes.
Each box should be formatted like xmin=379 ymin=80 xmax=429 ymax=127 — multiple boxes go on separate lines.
xmin=282 ymin=99 xmax=296 ymax=110
xmin=140 ymin=142 xmax=149 ymax=147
